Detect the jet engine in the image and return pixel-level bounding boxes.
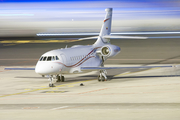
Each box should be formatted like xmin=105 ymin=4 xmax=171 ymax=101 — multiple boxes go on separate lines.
xmin=96 ymin=44 xmax=121 ymax=58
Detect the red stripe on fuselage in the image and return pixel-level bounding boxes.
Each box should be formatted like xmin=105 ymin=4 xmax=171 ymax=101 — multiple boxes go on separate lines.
xmin=56 ymin=56 xmax=95 ymax=68
xmin=55 ymin=47 xmax=100 ymax=67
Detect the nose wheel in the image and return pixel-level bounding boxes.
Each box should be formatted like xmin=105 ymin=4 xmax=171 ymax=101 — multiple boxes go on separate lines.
xmin=49 ymin=83 xmax=54 ymax=87
xmin=48 ymin=75 xmax=54 ymax=87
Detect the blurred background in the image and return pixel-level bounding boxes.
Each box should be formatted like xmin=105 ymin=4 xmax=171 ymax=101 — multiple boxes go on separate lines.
xmin=0 ymin=0 xmax=180 ymax=37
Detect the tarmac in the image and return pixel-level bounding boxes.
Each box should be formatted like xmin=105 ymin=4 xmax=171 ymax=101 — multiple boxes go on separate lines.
xmin=0 ymin=64 xmax=180 ymax=120
xmin=0 ymin=37 xmax=180 ymax=119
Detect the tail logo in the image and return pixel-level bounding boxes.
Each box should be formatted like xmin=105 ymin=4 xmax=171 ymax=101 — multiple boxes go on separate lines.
xmin=106 ymin=27 xmax=108 ymax=30
xmin=104 ymin=18 xmax=110 ymax=22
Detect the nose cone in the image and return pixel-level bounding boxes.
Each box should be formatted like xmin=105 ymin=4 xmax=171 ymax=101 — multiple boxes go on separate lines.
xmin=35 ymin=62 xmax=42 ymax=74
xmin=35 ymin=61 xmax=63 ymax=75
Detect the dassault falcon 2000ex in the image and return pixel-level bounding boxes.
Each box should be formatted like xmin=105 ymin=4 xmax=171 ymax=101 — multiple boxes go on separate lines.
xmin=5 ymin=8 xmax=172 ymax=87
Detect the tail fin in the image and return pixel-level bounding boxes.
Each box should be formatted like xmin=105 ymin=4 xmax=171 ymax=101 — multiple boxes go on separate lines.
xmin=99 ymin=8 xmax=112 ymax=36
xmin=94 ymin=8 xmax=113 ymax=46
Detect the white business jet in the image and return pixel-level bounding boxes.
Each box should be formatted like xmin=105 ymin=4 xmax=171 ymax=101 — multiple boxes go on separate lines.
xmin=5 ymin=8 xmax=172 ymax=87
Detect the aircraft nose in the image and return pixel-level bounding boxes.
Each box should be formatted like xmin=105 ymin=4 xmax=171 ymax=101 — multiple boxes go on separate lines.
xmin=35 ymin=61 xmax=63 ymax=75
xmin=35 ymin=62 xmax=44 ymax=74
xmin=35 ymin=63 xmax=41 ymax=74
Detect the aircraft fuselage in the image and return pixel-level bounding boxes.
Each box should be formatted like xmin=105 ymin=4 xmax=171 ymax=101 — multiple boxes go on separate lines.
xmin=35 ymin=45 xmax=102 ymax=75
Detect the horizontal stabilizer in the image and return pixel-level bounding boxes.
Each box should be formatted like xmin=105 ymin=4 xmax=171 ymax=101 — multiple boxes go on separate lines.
xmin=103 ymin=35 xmax=148 ymax=39
xmin=36 ymin=31 xmax=180 ymax=37
xmin=78 ymin=35 xmax=147 ymax=41
xmin=5 ymin=68 xmax=35 ymax=70
xmin=81 ymin=65 xmax=172 ymax=70
xmin=78 ymin=36 xmax=99 ymax=40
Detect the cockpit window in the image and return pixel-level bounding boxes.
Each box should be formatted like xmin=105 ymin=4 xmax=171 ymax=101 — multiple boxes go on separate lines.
xmin=39 ymin=57 xmax=43 ymax=61
xmin=56 ymin=56 xmax=59 ymax=60
xmin=39 ymin=56 xmax=59 ymax=61
xmin=52 ymin=56 xmax=55 ymax=61
xmin=43 ymin=56 xmax=47 ymax=61
xmin=47 ymin=56 xmax=52 ymax=61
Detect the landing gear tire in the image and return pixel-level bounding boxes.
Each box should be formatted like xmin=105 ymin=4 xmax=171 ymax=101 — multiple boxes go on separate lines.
xmin=98 ymin=70 xmax=107 ymax=82
xmin=98 ymin=75 xmax=101 ymax=82
xmin=49 ymin=83 xmax=54 ymax=87
xmin=56 ymin=75 xmax=65 ymax=82
xmin=98 ymin=75 xmax=105 ymax=82
xmin=56 ymin=75 xmax=61 ymax=82
xmin=48 ymin=75 xmax=54 ymax=87
xmin=101 ymin=76 xmax=105 ymax=82
xmin=61 ymin=76 xmax=65 ymax=82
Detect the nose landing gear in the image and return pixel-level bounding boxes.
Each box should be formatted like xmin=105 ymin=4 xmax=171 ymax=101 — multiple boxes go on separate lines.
xmin=49 ymin=75 xmax=54 ymax=87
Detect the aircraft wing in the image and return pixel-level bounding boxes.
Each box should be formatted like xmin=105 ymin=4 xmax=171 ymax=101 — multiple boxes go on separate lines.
xmin=4 ymin=68 xmax=35 ymax=70
xmin=81 ymin=65 xmax=173 ymax=71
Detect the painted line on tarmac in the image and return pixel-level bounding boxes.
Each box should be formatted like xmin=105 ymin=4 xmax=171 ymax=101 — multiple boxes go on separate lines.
xmin=0 ymin=79 xmax=94 ymax=98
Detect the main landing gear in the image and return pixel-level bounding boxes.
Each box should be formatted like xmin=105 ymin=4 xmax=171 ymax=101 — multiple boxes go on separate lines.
xmin=56 ymin=75 xmax=65 ymax=82
xmin=98 ymin=70 xmax=107 ymax=82
xmin=48 ymin=74 xmax=65 ymax=87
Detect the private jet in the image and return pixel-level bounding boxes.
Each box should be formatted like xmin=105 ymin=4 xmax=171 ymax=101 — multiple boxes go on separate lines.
xmin=5 ymin=8 xmax=172 ymax=87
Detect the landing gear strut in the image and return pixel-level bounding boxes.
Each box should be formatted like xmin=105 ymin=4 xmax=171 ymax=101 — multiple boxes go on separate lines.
xmin=49 ymin=75 xmax=54 ymax=87
xmin=98 ymin=70 xmax=107 ymax=82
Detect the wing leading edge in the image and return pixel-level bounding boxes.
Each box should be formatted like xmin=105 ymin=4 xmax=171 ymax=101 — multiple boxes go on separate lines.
xmin=81 ymin=65 xmax=173 ymax=71
xmin=4 ymin=68 xmax=35 ymax=70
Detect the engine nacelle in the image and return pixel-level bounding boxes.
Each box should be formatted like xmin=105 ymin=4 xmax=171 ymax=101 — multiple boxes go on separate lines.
xmin=96 ymin=44 xmax=121 ymax=58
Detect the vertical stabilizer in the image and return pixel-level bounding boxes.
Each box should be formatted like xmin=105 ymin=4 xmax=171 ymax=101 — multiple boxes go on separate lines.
xmin=100 ymin=8 xmax=112 ymax=36
xmin=94 ymin=8 xmax=113 ymax=46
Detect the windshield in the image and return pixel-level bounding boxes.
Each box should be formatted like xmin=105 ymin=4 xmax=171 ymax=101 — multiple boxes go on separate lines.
xmin=39 ymin=56 xmax=60 ymax=61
